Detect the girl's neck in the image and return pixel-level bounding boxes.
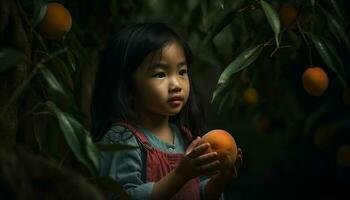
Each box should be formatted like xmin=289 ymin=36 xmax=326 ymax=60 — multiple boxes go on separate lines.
xmin=138 ymin=113 xmax=173 ymax=143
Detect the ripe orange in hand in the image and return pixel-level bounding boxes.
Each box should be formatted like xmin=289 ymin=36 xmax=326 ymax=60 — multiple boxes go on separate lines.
xmin=38 ymin=3 xmax=72 ymax=40
xmin=200 ymin=130 xmax=238 ymax=171
xmin=302 ymin=67 xmax=329 ymax=97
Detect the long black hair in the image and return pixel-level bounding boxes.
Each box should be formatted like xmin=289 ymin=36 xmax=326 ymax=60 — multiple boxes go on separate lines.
xmin=91 ymin=23 xmax=206 ymax=141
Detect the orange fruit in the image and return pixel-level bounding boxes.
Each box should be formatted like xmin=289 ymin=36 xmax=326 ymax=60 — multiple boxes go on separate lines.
xmin=243 ymin=87 xmax=259 ymax=106
xmin=302 ymin=67 xmax=329 ymax=97
xmin=200 ymin=130 xmax=238 ymax=171
xmin=336 ymin=145 xmax=350 ymax=168
xmin=279 ymin=4 xmax=299 ymax=28
xmin=38 ymin=3 xmax=72 ymax=40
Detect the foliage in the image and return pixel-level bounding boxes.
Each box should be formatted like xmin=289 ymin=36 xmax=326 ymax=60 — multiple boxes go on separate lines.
xmin=1 ymin=0 xmax=350 ymax=198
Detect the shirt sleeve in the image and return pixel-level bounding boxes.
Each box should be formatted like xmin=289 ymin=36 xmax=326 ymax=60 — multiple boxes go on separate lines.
xmin=200 ymin=176 xmax=225 ymax=200
xmin=99 ymin=125 xmax=155 ymax=200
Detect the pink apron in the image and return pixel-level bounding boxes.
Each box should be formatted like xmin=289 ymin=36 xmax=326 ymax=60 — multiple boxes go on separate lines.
xmin=115 ymin=122 xmax=200 ymax=200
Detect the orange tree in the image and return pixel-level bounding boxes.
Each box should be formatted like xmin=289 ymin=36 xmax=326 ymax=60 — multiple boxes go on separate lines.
xmin=1 ymin=0 xmax=350 ymax=199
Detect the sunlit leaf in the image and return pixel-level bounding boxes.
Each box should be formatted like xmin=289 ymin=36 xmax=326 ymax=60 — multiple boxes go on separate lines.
xmin=260 ymin=0 xmax=280 ymax=47
xmin=217 ymin=44 xmax=264 ymax=86
xmin=95 ymin=143 xmax=139 ymax=151
xmin=90 ymin=176 xmax=129 ymax=199
xmin=308 ymin=33 xmax=346 ymax=86
xmin=0 ymin=49 xmax=25 ymax=74
xmin=47 ymin=101 xmax=98 ymax=175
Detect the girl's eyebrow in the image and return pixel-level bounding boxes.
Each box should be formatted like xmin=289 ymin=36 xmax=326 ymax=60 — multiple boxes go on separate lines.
xmin=148 ymin=60 xmax=187 ymax=69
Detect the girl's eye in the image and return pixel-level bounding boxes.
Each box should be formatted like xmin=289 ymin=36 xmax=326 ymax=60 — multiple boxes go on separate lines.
xmin=179 ymin=69 xmax=187 ymax=76
xmin=153 ymin=72 xmax=166 ymax=78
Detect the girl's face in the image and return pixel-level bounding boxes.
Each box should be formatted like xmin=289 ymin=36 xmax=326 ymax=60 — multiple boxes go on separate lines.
xmin=131 ymin=41 xmax=190 ymax=118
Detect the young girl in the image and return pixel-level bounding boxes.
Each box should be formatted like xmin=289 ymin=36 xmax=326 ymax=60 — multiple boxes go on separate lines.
xmin=91 ymin=23 xmax=243 ymax=200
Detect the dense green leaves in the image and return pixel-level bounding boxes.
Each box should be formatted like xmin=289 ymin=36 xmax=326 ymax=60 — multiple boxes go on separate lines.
xmin=212 ymin=44 xmax=264 ymax=105
xmin=46 ymin=101 xmax=99 ymax=176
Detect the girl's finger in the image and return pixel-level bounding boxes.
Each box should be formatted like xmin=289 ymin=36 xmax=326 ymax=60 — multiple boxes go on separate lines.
xmin=198 ymin=160 xmax=221 ymax=174
xmin=194 ymin=152 xmax=218 ymax=166
xmin=188 ymin=142 xmax=211 ymax=158
xmin=185 ymin=136 xmax=201 ymax=155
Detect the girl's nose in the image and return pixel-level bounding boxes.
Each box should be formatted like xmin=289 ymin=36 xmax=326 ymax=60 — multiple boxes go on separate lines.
xmin=169 ymin=77 xmax=182 ymax=92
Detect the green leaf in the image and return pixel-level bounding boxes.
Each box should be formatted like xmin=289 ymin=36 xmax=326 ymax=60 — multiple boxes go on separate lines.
xmin=0 ymin=49 xmax=25 ymax=74
xmin=310 ymin=0 xmax=315 ymax=7
xmin=217 ymin=0 xmax=224 ymax=9
xmin=46 ymin=102 xmax=98 ymax=175
xmin=51 ymin=57 xmax=74 ymax=91
xmin=66 ymin=46 xmax=77 ymax=72
xmin=323 ymin=10 xmax=350 ymax=52
xmin=202 ymin=9 xmax=237 ymax=47
xmin=90 ymin=176 xmax=129 ymax=199
xmin=260 ymin=0 xmax=280 ymax=47
xmin=329 ymin=0 xmax=343 ymax=21
xmin=40 ymin=66 xmax=66 ymax=95
xmin=96 ymin=143 xmax=139 ymax=151
xmin=66 ymin=114 xmax=100 ymax=174
xmin=308 ymin=33 xmax=346 ymax=86
xmin=211 ymin=77 xmax=232 ymax=103
xmin=33 ymin=0 xmax=47 ymax=27
xmin=217 ymin=44 xmax=264 ymax=86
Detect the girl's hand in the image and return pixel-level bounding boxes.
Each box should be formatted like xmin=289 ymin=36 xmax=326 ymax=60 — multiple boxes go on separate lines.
xmin=175 ymin=137 xmax=221 ymax=181
xmin=212 ymin=148 xmax=243 ymax=182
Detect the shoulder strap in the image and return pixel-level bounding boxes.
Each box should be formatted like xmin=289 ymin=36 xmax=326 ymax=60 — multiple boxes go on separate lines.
xmin=113 ymin=121 xmax=153 ymax=150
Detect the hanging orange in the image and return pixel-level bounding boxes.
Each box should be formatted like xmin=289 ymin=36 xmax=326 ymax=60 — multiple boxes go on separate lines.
xmin=38 ymin=3 xmax=72 ymax=40
xmin=302 ymin=67 xmax=329 ymax=97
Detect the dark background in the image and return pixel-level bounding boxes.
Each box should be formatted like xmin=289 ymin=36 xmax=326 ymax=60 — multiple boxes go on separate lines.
xmin=1 ymin=0 xmax=350 ymax=199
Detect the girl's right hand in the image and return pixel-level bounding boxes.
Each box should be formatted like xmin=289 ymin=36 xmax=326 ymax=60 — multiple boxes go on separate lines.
xmin=175 ymin=137 xmax=220 ymax=181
